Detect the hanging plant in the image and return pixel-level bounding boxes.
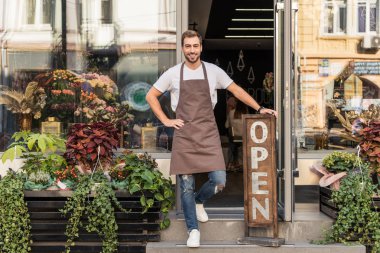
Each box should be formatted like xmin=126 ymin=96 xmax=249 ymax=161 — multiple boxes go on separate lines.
xmin=0 ymin=172 xmax=32 ymax=253
xmin=322 ymin=151 xmax=359 ymax=173
xmin=316 ymin=158 xmax=380 ymax=252
xmin=64 ymin=122 xmax=119 ymax=171
xmin=61 ymin=173 xmax=128 ymax=253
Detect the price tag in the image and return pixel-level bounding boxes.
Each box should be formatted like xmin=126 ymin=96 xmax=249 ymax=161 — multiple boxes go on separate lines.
xmin=57 ymin=180 xmax=67 ymax=190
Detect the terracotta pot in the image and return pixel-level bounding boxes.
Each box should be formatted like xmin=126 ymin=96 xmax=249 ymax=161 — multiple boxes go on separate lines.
xmin=19 ymin=114 xmax=33 ymax=131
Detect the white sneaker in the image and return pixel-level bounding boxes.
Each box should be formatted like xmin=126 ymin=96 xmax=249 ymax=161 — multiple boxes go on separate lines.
xmin=196 ymin=204 xmax=208 ymax=222
xmin=187 ymin=229 xmax=200 ymax=247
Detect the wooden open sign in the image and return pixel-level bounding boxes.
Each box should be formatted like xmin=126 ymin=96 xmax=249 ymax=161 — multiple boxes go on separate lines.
xmin=242 ymin=114 xmax=278 ymax=237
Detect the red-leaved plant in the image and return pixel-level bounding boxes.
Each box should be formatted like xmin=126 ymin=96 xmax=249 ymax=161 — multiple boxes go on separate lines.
xmin=358 ymin=121 xmax=380 ymax=175
xmin=64 ymin=122 xmax=119 ymax=171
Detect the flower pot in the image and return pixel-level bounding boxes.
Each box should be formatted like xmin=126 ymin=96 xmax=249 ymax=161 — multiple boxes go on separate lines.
xmin=111 ymin=180 xmax=128 ymax=190
xmin=19 ymin=114 xmax=33 ymax=131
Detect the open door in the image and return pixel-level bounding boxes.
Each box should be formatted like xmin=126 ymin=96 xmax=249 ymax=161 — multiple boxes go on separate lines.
xmin=274 ymin=0 xmax=297 ymax=222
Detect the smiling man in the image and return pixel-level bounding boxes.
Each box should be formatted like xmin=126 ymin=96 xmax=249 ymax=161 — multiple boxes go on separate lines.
xmin=146 ymin=30 xmax=276 ymax=248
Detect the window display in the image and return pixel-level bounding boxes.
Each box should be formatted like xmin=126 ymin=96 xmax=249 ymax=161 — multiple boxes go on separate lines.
xmin=298 ymin=0 xmax=380 ymax=152
xmin=0 ymin=0 xmax=177 ymax=152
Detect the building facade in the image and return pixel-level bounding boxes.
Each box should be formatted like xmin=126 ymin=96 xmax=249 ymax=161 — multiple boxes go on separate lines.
xmin=0 ymin=0 xmax=380 ymax=221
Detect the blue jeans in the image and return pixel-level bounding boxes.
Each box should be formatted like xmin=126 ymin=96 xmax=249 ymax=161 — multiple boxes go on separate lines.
xmin=179 ymin=170 xmax=226 ymax=232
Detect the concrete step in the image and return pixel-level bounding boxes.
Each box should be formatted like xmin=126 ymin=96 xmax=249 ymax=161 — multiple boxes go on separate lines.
xmin=147 ymin=241 xmax=366 ymax=253
xmin=162 ymin=211 xmax=334 ymax=242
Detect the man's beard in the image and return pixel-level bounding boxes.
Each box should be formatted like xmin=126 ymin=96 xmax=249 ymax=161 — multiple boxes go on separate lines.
xmin=184 ymin=53 xmax=200 ymax=63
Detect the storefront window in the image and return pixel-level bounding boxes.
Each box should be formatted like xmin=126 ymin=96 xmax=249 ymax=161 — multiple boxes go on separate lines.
xmin=293 ymin=0 xmax=379 ymax=206
xmin=299 ymin=0 xmax=380 ymax=155
xmin=0 ymin=0 xmax=176 ymax=152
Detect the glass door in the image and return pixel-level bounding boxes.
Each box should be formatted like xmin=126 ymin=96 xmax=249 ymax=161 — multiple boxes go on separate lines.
xmin=274 ymin=0 xmax=297 ymax=222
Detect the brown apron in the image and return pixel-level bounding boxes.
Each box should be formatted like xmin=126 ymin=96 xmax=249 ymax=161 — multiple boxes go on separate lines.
xmin=170 ymin=62 xmax=226 ymax=175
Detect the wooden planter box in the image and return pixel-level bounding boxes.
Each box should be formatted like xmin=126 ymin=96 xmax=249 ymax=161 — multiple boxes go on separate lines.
xmin=319 ymin=186 xmax=380 ymax=219
xmin=25 ymin=190 xmax=161 ymax=253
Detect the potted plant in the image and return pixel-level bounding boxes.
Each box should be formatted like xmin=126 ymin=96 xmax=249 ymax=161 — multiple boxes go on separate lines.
xmin=0 ymin=82 xmax=46 ymax=131
xmin=1 ymin=131 xmax=66 ymax=163
xmin=121 ymin=152 xmax=175 ymax=229
xmin=357 ymin=120 xmax=380 ymax=185
xmin=54 ymin=165 xmax=79 ymax=190
xmin=64 ymin=122 xmax=119 ymax=172
xmin=317 ymin=158 xmax=380 ymax=253
xmin=1 ymin=131 xmax=66 ymax=184
xmin=109 ymin=158 xmax=129 ymax=190
xmin=35 ymin=69 xmax=83 ymax=122
xmin=24 ymin=170 xmax=53 ymax=191
xmin=322 ymin=151 xmax=359 ymax=173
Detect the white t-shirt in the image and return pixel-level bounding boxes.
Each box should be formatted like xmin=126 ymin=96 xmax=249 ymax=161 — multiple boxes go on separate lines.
xmin=153 ymin=61 xmax=233 ymax=112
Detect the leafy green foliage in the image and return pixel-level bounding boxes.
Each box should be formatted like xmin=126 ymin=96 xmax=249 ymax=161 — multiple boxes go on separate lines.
xmin=322 ymin=151 xmax=359 ymax=173
xmin=121 ymin=152 xmax=175 ymax=229
xmin=0 ymin=172 xmax=32 ymax=253
xmin=61 ymin=175 xmax=92 ymax=253
xmin=320 ymin=160 xmax=380 ymax=252
xmin=61 ymin=173 xmax=128 ymax=253
xmin=21 ymin=153 xmax=66 ymax=176
xmin=86 ymin=182 xmax=121 ymax=253
xmin=1 ymin=131 xmax=66 ymax=163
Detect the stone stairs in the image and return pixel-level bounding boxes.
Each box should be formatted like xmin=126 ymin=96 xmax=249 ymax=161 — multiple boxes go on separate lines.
xmin=146 ymin=209 xmax=366 ymax=253
xmin=147 ymin=241 xmax=365 ymax=253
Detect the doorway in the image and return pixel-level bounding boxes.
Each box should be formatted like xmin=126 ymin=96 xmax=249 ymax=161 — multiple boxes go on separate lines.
xmin=187 ymin=0 xmax=276 ymax=210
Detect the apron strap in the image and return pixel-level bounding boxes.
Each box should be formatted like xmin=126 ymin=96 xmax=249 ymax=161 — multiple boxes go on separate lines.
xmin=201 ymin=62 xmax=208 ymax=80
xmin=180 ymin=62 xmax=185 ymax=83
xmin=180 ymin=62 xmax=208 ymax=82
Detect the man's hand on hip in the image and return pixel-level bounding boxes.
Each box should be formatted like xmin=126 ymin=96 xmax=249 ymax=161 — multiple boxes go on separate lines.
xmin=163 ymin=119 xmax=185 ymax=129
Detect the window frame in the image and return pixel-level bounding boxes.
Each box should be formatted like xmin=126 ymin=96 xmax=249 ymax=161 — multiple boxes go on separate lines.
xmin=101 ymin=0 xmax=113 ymax=24
xmin=22 ymin=0 xmax=52 ymax=30
xmin=356 ymin=0 xmax=378 ymax=34
xmin=321 ymin=0 xmax=347 ymax=35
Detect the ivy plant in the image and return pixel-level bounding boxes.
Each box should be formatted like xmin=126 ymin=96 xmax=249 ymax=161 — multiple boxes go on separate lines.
xmin=0 ymin=172 xmax=32 ymax=253
xmin=121 ymin=152 xmax=175 ymax=229
xmin=318 ymin=159 xmax=380 ymax=252
xmin=61 ymin=173 xmax=128 ymax=253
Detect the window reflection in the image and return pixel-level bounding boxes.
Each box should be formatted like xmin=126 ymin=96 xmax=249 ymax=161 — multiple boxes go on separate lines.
xmin=0 ymin=0 xmax=176 ymax=152
xmin=298 ymin=0 xmax=380 ymax=151
xmin=26 ymin=0 xmax=51 ymax=25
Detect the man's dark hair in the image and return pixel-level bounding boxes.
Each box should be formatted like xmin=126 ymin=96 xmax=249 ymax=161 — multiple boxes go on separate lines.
xmin=181 ymin=30 xmax=202 ymax=46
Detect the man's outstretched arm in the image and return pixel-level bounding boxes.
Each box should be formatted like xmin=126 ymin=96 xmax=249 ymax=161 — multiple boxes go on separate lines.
xmin=227 ymin=82 xmax=278 ymax=117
